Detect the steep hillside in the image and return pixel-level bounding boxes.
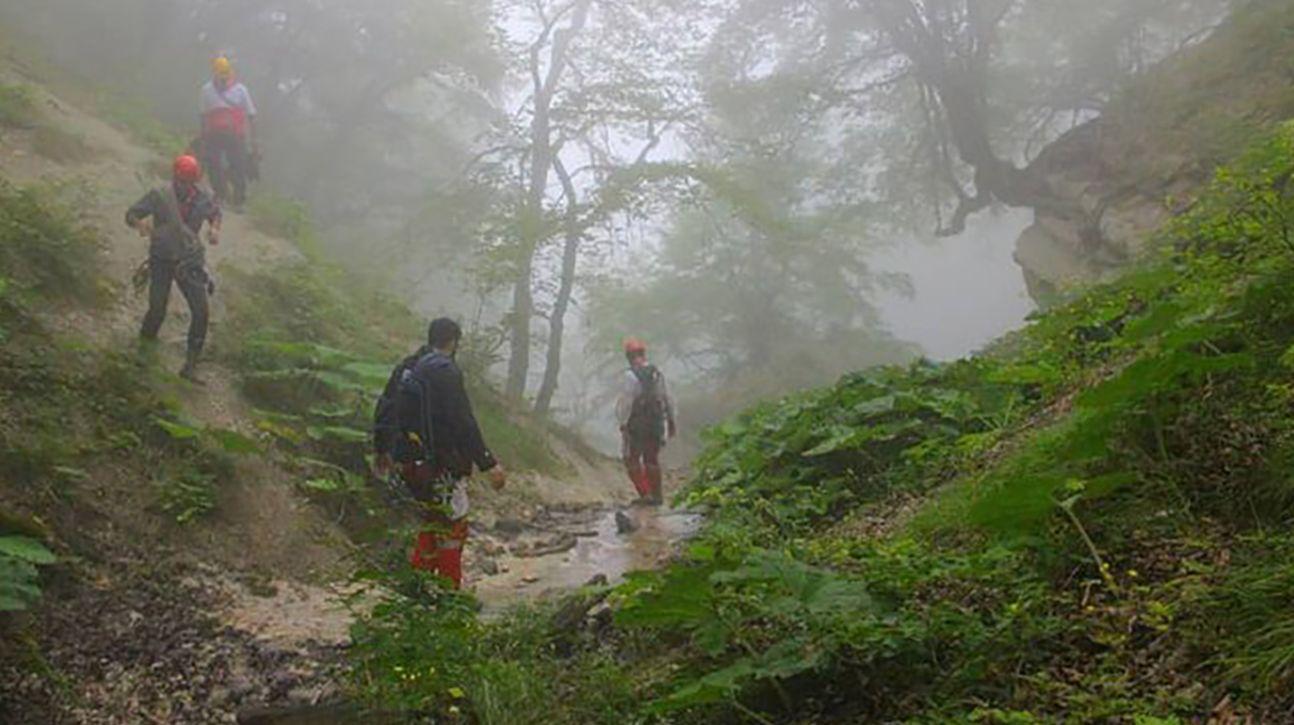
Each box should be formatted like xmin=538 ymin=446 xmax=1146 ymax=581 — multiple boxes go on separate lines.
xmin=340 ymin=116 xmax=1294 ymax=724
xmin=0 ymin=53 xmax=625 ymax=723
xmin=1015 ymin=1 xmax=1294 ymax=303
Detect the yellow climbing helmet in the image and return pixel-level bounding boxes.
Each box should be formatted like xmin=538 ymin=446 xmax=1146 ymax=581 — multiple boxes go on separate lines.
xmin=212 ymin=56 xmax=233 ymax=79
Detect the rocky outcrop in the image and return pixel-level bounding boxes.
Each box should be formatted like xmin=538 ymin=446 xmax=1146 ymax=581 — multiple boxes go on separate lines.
xmin=1010 ymin=2 xmax=1294 ymax=304
xmin=1014 ymin=120 xmax=1203 ymax=304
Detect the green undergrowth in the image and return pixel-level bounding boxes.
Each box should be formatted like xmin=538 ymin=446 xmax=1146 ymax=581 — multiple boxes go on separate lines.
xmin=347 ymin=125 xmax=1294 ymax=722
xmin=0 ymin=83 xmax=39 ymax=129
xmin=0 ymin=182 xmax=256 ymax=621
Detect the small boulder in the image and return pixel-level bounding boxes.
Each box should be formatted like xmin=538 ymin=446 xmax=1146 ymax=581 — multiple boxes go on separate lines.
xmin=614 ymin=511 xmax=637 ymax=535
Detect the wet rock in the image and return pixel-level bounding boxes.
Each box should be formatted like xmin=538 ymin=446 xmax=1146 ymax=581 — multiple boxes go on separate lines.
xmin=586 ymin=574 xmax=609 ymax=587
xmin=588 ymin=602 xmax=614 ymax=633
xmin=287 ymin=685 xmax=318 ymax=705
xmin=494 ymin=518 xmax=526 ymax=537
xmin=523 ymin=533 xmax=577 ymax=558
xmin=227 ymin=674 xmax=256 ymax=701
xmin=614 ymin=511 xmax=637 ymax=534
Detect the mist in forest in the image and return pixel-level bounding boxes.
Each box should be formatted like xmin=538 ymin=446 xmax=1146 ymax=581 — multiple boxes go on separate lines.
xmin=0 ymin=0 xmax=1235 ymax=447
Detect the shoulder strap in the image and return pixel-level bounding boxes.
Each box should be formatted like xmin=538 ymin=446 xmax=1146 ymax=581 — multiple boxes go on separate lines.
xmin=631 ymin=364 xmax=659 ymax=395
xmin=158 ymin=185 xmax=201 ymax=246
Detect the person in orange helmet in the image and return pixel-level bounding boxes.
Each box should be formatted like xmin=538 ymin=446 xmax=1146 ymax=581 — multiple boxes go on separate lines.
xmin=125 ymin=155 xmax=221 ymax=382
xmin=615 ymin=338 xmax=676 ymax=505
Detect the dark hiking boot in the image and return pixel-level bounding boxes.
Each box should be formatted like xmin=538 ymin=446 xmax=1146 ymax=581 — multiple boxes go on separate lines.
xmin=179 ymin=352 xmax=205 ymax=385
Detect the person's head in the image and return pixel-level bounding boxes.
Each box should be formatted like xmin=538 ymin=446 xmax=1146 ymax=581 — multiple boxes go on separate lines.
xmin=428 ymin=317 xmax=463 ymax=354
xmin=623 ymin=337 xmax=648 ymax=365
xmin=172 ymin=154 xmax=202 ymax=186
xmin=212 ymin=56 xmax=234 ymax=83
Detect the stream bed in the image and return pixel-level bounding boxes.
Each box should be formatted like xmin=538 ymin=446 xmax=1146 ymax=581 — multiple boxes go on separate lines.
xmin=471 ymin=503 xmax=703 ymax=613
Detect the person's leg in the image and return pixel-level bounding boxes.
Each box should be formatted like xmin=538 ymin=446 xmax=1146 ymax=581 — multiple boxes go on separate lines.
xmin=623 ymin=433 xmax=650 ymax=499
xmin=175 ymin=263 xmax=210 ymax=379
xmin=175 ymin=264 xmax=210 ymax=355
xmin=228 ymin=135 xmax=248 ymax=206
xmin=643 ymin=437 xmax=664 ymax=505
xmin=204 ymin=134 xmax=228 ymax=203
xmin=409 ymin=514 xmax=468 ymax=589
xmin=410 ymin=530 xmax=439 ymax=572
xmin=433 ymin=519 xmax=470 ymax=589
xmin=139 ymin=258 xmax=174 ymax=341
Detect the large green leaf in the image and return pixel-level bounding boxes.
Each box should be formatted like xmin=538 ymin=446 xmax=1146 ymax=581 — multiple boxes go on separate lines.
xmin=0 ymin=535 xmax=56 ymax=564
xmin=341 ymin=361 xmax=395 ymax=387
xmin=153 ymin=416 xmax=201 ymax=440
xmin=209 ymin=428 xmax=262 ymax=455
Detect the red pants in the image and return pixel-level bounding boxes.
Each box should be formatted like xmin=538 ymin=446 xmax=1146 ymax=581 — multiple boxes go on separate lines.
xmin=623 ymin=434 xmax=662 ymax=500
xmin=409 ymin=518 xmax=470 ymax=589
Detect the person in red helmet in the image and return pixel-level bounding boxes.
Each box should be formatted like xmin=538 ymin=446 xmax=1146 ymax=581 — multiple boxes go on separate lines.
xmin=615 ymin=338 xmax=676 ymax=505
xmin=126 ymin=154 xmax=221 ymax=381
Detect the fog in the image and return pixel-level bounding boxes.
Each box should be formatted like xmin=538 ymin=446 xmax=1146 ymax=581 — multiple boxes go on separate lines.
xmin=0 ymin=0 xmax=1234 ymax=448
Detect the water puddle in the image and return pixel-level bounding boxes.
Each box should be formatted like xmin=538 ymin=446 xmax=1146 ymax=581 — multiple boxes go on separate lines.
xmin=471 ymin=505 xmax=703 ymax=613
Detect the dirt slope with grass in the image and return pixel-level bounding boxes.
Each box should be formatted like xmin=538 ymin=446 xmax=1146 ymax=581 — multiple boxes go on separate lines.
xmin=0 ymin=53 xmax=628 ymax=723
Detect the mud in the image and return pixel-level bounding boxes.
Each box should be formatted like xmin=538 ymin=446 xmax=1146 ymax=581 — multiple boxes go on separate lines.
xmin=0 ymin=561 xmax=348 ymax=724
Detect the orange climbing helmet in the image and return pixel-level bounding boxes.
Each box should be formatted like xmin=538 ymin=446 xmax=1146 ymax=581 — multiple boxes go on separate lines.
xmin=173 ymin=154 xmax=202 ymax=183
xmin=623 ymin=337 xmax=648 ymax=358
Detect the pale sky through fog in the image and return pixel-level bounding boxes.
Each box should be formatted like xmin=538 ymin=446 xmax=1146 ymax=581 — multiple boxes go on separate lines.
xmin=873 ymin=209 xmax=1035 ymax=360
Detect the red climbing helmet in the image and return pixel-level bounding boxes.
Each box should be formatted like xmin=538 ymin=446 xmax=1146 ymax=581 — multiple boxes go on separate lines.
xmin=173 ymin=154 xmax=202 ymax=183
xmin=623 ymin=337 xmax=647 ymax=358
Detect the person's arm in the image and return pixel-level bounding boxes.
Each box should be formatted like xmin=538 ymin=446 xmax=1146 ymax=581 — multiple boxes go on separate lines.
xmin=660 ymin=372 xmax=678 ymax=439
xmin=125 ymin=190 xmax=157 ymax=233
xmin=615 ymin=371 xmax=638 ymax=431
xmin=242 ymin=86 xmax=258 ymax=148
xmin=205 ymin=198 xmax=223 ymax=245
xmin=448 ymin=367 xmax=497 ymax=473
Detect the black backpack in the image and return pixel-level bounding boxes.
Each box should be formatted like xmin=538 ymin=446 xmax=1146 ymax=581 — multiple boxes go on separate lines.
xmin=373 ymin=350 xmax=435 ymax=464
xmin=627 ymin=364 xmax=667 ymax=440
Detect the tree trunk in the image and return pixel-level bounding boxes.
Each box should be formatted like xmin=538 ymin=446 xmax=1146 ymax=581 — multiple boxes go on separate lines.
xmin=533 ymin=158 xmax=582 ymax=416
xmin=872 ymin=0 xmax=1097 ymax=238
xmin=504 ymin=0 xmax=593 ymax=401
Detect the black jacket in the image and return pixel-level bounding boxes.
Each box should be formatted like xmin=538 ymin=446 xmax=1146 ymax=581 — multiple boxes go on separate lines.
xmin=125 ymin=183 xmax=220 ymax=261
xmin=415 ymin=352 xmax=497 ymax=478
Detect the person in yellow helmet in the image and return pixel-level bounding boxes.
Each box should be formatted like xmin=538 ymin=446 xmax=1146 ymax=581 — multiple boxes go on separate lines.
xmin=199 ymin=56 xmax=257 ymax=209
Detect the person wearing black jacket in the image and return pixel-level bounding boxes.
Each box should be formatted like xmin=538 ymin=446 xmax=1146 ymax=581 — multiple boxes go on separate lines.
xmin=373 ymin=318 xmax=506 ymax=588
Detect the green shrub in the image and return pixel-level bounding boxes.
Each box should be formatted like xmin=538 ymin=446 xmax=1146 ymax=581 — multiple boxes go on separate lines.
xmin=341 ymin=121 xmax=1294 ymax=722
xmin=0 ymin=181 xmax=105 ymax=306
xmin=0 ymin=535 xmax=55 ymax=612
xmin=248 ymin=194 xmax=317 ymax=250
xmin=157 ymin=470 xmax=217 ymax=524
xmin=0 ymin=84 xmax=38 ymax=128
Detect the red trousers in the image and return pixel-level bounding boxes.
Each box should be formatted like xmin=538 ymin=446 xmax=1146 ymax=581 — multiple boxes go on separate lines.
xmin=409 ymin=518 xmax=470 ymax=589
xmin=623 ymin=433 xmax=662 ymax=500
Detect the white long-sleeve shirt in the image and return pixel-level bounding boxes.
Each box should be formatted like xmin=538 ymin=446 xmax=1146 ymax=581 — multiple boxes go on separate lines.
xmin=615 ymin=364 xmax=676 ymax=431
